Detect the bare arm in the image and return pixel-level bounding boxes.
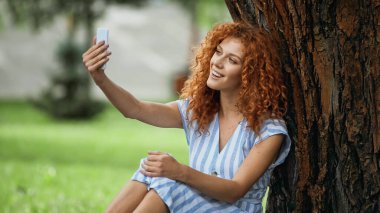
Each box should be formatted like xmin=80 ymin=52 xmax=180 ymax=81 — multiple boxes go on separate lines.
xmin=142 ymin=134 xmax=284 ymax=203
xmin=82 ymin=37 xmax=182 ymax=128
xmin=97 ymin=74 xmax=181 ymax=128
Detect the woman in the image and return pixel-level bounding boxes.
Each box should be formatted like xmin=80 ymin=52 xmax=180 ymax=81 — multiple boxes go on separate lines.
xmin=82 ymin=22 xmax=291 ymax=213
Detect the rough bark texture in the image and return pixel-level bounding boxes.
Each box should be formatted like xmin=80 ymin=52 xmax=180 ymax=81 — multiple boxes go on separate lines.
xmin=224 ymin=0 xmax=380 ymax=212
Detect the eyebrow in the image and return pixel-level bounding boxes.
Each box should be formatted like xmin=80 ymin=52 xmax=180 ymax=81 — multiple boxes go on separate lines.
xmin=217 ymin=45 xmax=243 ymax=61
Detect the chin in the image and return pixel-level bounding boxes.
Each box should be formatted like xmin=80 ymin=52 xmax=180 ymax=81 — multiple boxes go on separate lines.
xmin=206 ymin=79 xmax=220 ymax=91
xmin=206 ymin=78 xmax=214 ymax=88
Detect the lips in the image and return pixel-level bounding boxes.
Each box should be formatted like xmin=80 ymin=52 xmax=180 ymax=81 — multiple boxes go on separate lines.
xmin=211 ymin=70 xmax=224 ymax=78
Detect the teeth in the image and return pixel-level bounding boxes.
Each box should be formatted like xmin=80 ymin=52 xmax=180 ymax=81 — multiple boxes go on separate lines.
xmin=212 ymin=70 xmax=222 ymax=77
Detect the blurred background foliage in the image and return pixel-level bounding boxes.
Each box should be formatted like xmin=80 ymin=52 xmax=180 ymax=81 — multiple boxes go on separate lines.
xmin=1 ymin=0 xmax=229 ymax=119
xmin=0 ymin=0 xmax=234 ymax=212
xmin=3 ymin=0 xmax=150 ymax=119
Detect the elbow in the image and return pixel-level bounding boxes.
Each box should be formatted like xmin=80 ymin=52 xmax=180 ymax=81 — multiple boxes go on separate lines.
xmin=122 ymin=112 xmax=133 ymax=119
xmin=224 ymin=188 xmax=246 ymax=204
xmin=225 ymin=196 xmax=240 ymax=204
xmin=123 ymin=113 xmax=139 ymax=121
xmin=122 ymin=104 xmax=141 ymax=119
xmin=225 ymin=194 xmax=243 ymax=204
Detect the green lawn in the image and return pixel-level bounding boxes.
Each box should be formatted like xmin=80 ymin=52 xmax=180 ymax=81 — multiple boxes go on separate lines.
xmin=0 ymin=100 xmax=267 ymax=212
xmin=0 ymin=100 xmax=187 ymax=212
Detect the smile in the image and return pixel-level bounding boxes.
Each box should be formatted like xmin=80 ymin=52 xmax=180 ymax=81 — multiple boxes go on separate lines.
xmin=211 ymin=70 xmax=224 ymax=78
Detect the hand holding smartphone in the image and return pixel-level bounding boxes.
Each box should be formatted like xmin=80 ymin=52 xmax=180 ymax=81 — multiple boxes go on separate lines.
xmin=96 ymin=27 xmax=109 ymax=70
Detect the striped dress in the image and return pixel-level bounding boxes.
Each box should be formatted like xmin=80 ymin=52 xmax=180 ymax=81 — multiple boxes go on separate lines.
xmin=131 ymin=99 xmax=291 ymax=212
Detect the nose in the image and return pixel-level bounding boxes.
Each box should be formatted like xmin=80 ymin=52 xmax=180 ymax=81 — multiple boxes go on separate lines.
xmin=213 ymin=55 xmax=224 ymax=69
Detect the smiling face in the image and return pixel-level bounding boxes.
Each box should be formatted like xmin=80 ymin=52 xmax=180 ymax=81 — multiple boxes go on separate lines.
xmin=206 ymin=37 xmax=244 ymax=96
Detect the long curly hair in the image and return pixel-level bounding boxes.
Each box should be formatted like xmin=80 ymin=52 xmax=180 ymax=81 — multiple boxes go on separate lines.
xmin=180 ymin=22 xmax=287 ymax=134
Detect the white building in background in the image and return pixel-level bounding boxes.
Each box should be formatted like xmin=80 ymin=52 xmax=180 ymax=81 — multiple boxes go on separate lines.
xmin=0 ymin=2 xmax=191 ymax=101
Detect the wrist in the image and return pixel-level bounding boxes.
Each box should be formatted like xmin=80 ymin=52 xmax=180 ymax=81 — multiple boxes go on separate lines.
xmin=178 ymin=164 xmax=189 ymax=183
xmin=93 ymin=71 xmax=108 ymax=86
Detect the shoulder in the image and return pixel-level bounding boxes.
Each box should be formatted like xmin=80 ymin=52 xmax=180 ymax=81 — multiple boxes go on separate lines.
xmin=259 ymin=119 xmax=288 ymax=137
xmin=256 ymin=118 xmax=291 ymax=168
xmin=176 ymin=99 xmax=190 ymax=110
xmin=246 ymin=118 xmax=289 ymax=147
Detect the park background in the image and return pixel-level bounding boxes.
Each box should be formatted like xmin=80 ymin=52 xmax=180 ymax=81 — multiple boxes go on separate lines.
xmin=2 ymin=0 xmax=379 ymax=212
xmin=0 ymin=0 xmax=238 ymax=212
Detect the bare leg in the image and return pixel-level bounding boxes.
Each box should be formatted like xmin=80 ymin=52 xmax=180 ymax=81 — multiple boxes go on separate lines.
xmin=104 ymin=180 xmax=148 ymax=213
xmin=133 ymin=190 xmax=169 ymax=213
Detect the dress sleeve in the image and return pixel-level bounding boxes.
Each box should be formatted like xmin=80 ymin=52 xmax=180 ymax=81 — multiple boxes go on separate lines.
xmin=253 ymin=119 xmax=292 ymax=169
xmin=176 ymin=99 xmax=191 ymax=145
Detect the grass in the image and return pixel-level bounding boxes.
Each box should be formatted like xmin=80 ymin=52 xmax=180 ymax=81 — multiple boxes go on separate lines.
xmin=0 ymin=100 xmax=187 ymax=212
xmin=0 ymin=100 xmax=267 ymax=212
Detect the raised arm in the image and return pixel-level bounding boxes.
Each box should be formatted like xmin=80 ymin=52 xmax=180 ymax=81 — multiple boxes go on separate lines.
xmin=141 ymin=134 xmax=284 ymax=203
xmin=82 ymin=37 xmax=182 ymax=128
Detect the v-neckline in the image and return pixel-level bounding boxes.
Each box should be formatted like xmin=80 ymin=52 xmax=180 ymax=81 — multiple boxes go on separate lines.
xmin=216 ymin=113 xmax=243 ymax=154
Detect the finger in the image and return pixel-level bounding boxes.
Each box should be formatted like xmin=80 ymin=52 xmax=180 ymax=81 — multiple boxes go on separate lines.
xmin=143 ymin=160 xmax=160 ymax=167
xmin=88 ymin=57 xmax=109 ymax=72
xmin=142 ymin=163 xmax=160 ymax=173
xmin=83 ymin=40 xmax=103 ymax=57
xmin=83 ymin=49 xmax=111 ymax=70
xmin=148 ymin=151 xmax=172 ymax=158
xmin=89 ymin=57 xmax=109 ymax=71
xmin=83 ymin=43 xmax=108 ymax=61
xmin=88 ymin=50 xmax=111 ymax=65
xmin=92 ymin=36 xmax=96 ymax=45
xmin=146 ymin=155 xmax=161 ymax=162
xmin=83 ymin=41 xmax=106 ymax=58
xmin=140 ymin=166 xmax=161 ymax=175
xmin=83 ymin=44 xmax=109 ymax=62
xmin=140 ymin=169 xmax=160 ymax=177
xmin=148 ymin=151 xmax=165 ymax=155
xmin=84 ymin=49 xmax=111 ymax=69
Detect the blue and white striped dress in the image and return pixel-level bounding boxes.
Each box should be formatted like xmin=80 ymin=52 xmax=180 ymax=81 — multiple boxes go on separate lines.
xmin=131 ymin=99 xmax=291 ymax=212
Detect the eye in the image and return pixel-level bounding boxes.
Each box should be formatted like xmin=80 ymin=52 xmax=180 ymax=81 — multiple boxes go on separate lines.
xmin=229 ymin=57 xmax=237 ymax=64
xmin=215 ymin=48 xmax=222 ymax=55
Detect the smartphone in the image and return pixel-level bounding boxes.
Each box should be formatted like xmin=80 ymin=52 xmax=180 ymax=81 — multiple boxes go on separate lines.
xmin=96 ymin=27 xmax=109 ymax=70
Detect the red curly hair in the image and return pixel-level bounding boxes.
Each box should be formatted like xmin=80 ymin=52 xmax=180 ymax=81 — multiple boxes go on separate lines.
xmin=180 ymin=22 xmax=287 ymax=134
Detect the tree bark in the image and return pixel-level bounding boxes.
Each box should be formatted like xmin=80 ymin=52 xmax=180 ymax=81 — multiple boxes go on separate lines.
xmin=224 ymin=0 xmax=380 ymax=212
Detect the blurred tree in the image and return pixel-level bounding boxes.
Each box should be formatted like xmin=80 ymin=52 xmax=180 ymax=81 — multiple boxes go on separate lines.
xmin=225 ymin=0 xmax=380 ymax=212
xmin=3 ymin=0 xmax=147 ymax=119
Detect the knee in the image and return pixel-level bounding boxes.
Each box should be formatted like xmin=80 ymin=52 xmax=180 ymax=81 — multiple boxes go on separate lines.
xmin=133 ymin=190 xmax=169 ymax=213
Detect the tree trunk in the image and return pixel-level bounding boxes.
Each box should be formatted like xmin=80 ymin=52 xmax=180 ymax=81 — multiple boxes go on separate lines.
xmin=224 ymin=0 xmax=380 ymax=212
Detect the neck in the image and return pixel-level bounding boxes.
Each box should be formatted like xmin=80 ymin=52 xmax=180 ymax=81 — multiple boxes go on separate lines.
xmin=219 ymin=91 xmax=241 ymax=118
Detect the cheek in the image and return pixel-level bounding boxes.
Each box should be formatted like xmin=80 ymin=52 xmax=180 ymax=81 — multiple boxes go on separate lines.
xmin=210 ymin=55 xmax=217 ymax=66
xmin=230 ymin=67 xmax=242 ymax=79
xmin=229 ymin=68 xmax=243 ymax=85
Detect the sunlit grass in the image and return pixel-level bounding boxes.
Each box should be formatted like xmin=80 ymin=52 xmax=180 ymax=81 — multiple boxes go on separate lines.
xmin=0 ymin=100 xmax=187 ymax=212
xmin=0 ymin=100 xmax=267 ymax=212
